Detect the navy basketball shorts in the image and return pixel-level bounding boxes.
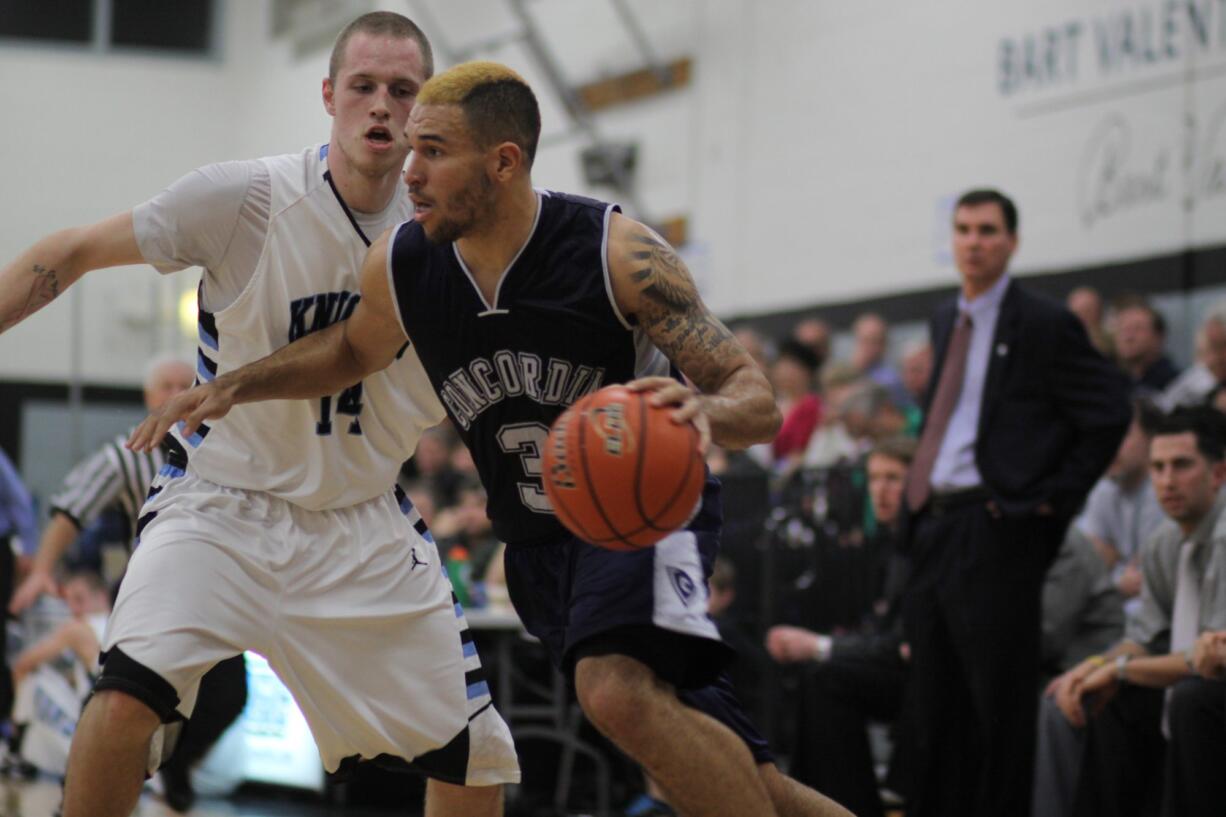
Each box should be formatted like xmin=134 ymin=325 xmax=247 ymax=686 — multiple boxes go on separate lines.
xmin=504 ymin=517 xmax=774 ymax=763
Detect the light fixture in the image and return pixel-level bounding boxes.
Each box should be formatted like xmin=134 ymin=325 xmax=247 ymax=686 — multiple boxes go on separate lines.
xmin=178 ymin=287 xmax=197 ymax=340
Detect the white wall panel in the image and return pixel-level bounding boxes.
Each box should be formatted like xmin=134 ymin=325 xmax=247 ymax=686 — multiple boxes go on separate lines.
xmin=2 ymin=0 xmax=1223 ymax=383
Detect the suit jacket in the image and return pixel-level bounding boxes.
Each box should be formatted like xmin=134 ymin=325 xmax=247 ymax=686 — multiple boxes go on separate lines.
xmin=923 ymin=279 xmax=1131 ymax=520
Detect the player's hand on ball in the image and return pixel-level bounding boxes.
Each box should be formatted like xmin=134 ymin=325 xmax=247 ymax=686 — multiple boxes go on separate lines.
xmin=627 ymin=376 xmax=711 ymax=454
xmin=127 ymin=382 xmax=236 ymax=452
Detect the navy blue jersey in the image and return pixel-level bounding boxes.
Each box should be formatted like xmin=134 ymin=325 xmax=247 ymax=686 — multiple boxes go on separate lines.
xmin=388 ymin=191 xmax=685 ymax=544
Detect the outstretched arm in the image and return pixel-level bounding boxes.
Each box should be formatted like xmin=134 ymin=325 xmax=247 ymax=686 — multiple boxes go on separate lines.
xmin=128 ymin=230 xmax=408 ymax=450
xmin=0 ymin=212 xmax=143 ymax=335
xmin=9 ymin=514 xmax=78 ymax=615
xmin=13 ymin=619 xmax=101 ymax=684
xmin=607 ymin=213 xmax=779 ymax=450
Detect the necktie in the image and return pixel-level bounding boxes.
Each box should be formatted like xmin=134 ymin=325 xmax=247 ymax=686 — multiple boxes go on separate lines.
xmin=1163 ymin=539 xmax=1200 ymax=736
xmin=1170 ymin=539 xmax=1200 ymax=654
xmin=906 ymin=312 xmax=973 ymax=512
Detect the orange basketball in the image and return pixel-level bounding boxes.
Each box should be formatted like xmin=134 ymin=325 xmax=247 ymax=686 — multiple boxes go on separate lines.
xmin=542 ymin=384 xmax=706 ymax=550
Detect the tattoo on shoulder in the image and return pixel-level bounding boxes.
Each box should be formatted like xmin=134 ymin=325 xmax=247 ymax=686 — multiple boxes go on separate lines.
xmin=630 ymin=234 xmax=693 ymax=310
xmin=627 ymin=230 xmax=740 ymax=390
xmin=0 ymin=263 xmax=61 ymax=334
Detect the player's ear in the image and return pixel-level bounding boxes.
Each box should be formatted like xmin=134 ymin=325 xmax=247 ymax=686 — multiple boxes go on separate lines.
xmin=491 ymin=142 xmax=523 ymax=181
xmin=322 ymin=77 xmax=336 ymax=116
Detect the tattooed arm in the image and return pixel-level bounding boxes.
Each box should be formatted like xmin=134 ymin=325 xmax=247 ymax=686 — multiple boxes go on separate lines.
xmin=607 ymin=212 xmax=780 ymax=450
xmin=0 ymin=212 xmax=143 ymax=335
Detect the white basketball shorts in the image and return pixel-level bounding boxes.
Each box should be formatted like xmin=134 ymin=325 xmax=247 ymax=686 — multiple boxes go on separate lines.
xmin=99 ymin=465 xmax=519 ymax=785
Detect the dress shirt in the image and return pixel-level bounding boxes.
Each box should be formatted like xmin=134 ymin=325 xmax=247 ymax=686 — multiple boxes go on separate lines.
xmin=1126 ymin=492 xmax=1226 ymax=651
xmin=929 ymin=273 xmax=1011 ymax=491
xmin=1157 ymin=363 xmax=1216 ymax=411
xmin=866 ymin=361 xmax=914 ymax=410
xmin=1040 ymin=528 xmax=1125 ymax=672
xmin=1076 ymin=475 xmax=1166 ymax=564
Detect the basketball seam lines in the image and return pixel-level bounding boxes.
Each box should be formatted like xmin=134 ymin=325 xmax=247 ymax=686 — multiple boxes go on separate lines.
xmin=547 ymin=399 xmax=600 ymax=544
xmin=578 ymin=401 xmax=633 ymax=543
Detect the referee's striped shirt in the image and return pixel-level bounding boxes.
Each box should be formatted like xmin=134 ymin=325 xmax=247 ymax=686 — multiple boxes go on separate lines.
xmin=49 ymin=429 xmax=164 ymax=540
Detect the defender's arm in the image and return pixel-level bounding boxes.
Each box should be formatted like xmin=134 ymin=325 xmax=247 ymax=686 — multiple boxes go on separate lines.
xmin=128 ymin=230 xmax=408 ymax=450
xmin=0 ymin=212 xmax=143 ymax=335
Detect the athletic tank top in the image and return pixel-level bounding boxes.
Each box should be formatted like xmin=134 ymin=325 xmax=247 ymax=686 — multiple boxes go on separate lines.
xmin=173 ymin=145 xmax=446 ymax=510
xmin=387 ymin=191 xmax=683 ymax=544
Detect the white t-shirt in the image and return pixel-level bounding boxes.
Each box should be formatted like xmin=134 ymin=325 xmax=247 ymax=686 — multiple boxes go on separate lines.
xmin=132 ymin=144 xmax=446 ymax=510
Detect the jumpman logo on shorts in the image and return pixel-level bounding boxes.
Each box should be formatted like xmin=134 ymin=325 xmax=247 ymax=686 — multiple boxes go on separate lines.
xmin=410 ymin=546 xmax=428 ymax=570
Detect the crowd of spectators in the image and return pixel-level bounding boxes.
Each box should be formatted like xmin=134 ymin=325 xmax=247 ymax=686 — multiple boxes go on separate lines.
xmin=6 ymin=274 xmax=1226 ymax=817
xmin=722 ymin=282 xmax=1226 ymax=817
xmin=376 ymin=277 xmax=1226 ymax=817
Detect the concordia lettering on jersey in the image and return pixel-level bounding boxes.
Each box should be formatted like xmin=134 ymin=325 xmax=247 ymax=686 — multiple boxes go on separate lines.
xmin=386 ymin=190 xmax=709 ymax=545
xmin=438 ymin=352 xmax=606 ymax=430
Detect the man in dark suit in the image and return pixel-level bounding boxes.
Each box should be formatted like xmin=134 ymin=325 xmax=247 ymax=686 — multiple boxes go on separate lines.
xmin=901 ymin=189 xmax=1131 ymax=817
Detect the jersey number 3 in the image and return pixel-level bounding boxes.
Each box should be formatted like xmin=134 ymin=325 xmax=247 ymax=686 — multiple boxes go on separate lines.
xmin=317 ymin=383 xmax=364 ymax=436
xmin=497 ymin=423 xmax=552 ymax=514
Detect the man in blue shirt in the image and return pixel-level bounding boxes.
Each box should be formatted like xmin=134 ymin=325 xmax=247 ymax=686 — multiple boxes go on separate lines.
xmin=0 ymin=447 xmax=37 ymax=558
xmin=0 ymin=445 xmax=38 ymax=742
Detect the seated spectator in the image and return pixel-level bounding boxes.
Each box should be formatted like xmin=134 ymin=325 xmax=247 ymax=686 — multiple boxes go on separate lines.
xmin=7 ymin=570 xmax=111 ymax=776
xmin=897 ymin=340 xmax=931 ymax=436
xmin=448 ymin=435 xmax=481 ymax=481
xmin=792 ymin=317 xmax=832 ymax=370
xmin=766 ymin=437 xmax=914 ymax=817
xmin=1040 ymin=528 xmax=1126 ymax=681
xmin=1209 ymin=383 xmax=1226 ymax=416
xmin=1067 ymin=286 xmax=1113 ymax=357
xmin=769 ymin=438 xmax=1129 ymax=817
xmin=1038 ymin=407 xmax=1226 ymax=817
xmin=709 ymin=558 xmax=770 ymax=719
xmin=802 ymin=364 xmax=863 ymax=469
xmin=433 ymin=478 xmax=502 ymax=584
xmin=854 ymin=383 xmax=908 ymax=443
xmin=811 ymin=381 xmax=905 ymax=470
xmin=399 ymin=480 xmax=438 ymax=529
xmin=1160 ymin=299 xmax=1226 ymax=410
xmin=402 ymin=425 xmax=463 ymax=509
xmin=1075 ymin=401 xmax=1166 ymax=605
xmin=851 ymin=313 xmax=911 ymax=410
xmin=733 ymin=326 xmax=771 ymax=373
xmin=1113 ymin=298 xmax=1180 ymax=396
xmin=1166 ymin=629 xmax=1226 ymax=816
xmin=769 ymin=339 xmax=824 ymax=466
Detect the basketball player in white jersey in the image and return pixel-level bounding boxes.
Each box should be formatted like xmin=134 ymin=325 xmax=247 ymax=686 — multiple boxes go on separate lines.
xmin=0 ymin=13 xmax=517 ymax=817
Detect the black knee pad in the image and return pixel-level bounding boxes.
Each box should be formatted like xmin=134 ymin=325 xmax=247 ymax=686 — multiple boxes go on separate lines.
xmin=94 ymin=647 xmax=184 ymax=725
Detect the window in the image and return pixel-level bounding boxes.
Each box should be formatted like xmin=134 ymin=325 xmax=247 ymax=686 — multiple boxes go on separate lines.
xmin=0 ymin=1 xmax=93 ymax=43
xmin=111 ymin=0 xmax=213 ymax=53
xmin=0 ymin=0 xmax=215 ymax=55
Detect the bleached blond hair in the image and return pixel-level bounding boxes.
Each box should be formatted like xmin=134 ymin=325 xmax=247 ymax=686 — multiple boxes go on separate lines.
xmin=417 ymin=61 xmax=541 ymax=165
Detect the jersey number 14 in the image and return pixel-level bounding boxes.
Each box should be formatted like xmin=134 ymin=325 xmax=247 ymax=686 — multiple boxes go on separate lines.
xmin=316 ymin=383 xmax=363 ymax=436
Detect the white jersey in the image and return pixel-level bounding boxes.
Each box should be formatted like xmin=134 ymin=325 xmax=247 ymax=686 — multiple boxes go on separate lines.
xmin=133 ymin=144 xmax=445 ymax=510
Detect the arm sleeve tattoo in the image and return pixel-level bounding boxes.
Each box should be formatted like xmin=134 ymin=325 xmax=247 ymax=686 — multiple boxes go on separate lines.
xmin=626 ymin=231 xmax=739 ymax=392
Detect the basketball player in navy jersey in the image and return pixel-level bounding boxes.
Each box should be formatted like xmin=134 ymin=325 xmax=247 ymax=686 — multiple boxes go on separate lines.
xmin=134 ymin=62 xmax=853 ymax=817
